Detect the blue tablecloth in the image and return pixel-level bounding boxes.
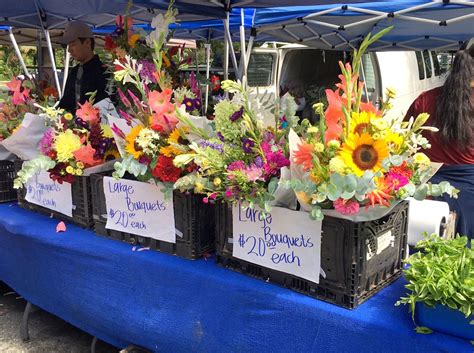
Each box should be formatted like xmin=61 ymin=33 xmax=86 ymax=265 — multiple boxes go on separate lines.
xmin=0 ymin=203 xmax=471 ymax=353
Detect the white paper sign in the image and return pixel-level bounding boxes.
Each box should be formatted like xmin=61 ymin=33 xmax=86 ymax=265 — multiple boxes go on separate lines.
xmin=25 ymin=170 xmax=73 ymax=217
xmin=232 ymin=205 xmax=322 ymax=283
xmin=103 ymin=177 xmax=176 ymax=243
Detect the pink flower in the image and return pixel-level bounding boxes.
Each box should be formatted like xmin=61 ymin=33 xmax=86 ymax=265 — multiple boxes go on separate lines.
xmin=227 ymin=160 xmax=246 ymax=171
xmin=148 ymin=89 xmax=173 ymax=112
xmin=225 ymin=189 xmax=233 ymax=198
xmin=264 ymin=150 xmax=290 ymax=177
xmin=76 ymin=101 xmax=100 ymax=124
xmin=242 ymin=164 xmax=264 ymax=182
xmin=39 ymin=128 xmax=55 ymax=155
xmin=334 ymin=198 xmax=360 ymax=215
xmin=387 ymin=171 xmax=410 ymax=191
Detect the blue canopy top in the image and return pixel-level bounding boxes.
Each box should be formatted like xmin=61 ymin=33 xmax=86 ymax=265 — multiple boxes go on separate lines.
xmin=0 ymin=0 xmax=224 ymax=30
xmin=253 ymin=1 xmax=474 ymax=51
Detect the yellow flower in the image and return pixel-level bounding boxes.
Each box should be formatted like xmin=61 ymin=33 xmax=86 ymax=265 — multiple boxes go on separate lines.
xmin=373 ymin=132 xmax=381 ymax=140
xmin=195 ymin=182 xmax=204 ymax=194
xmin=76 ymin=162 xmax=85 ymax=169
xmin=64 ymin=113 xmax=73 ymax=121
xmin=329 ymin=156 xmax=347 ymax=174
xmin=66 ymin=165 xmax=74 ymax=174
xmin=75 ymin=168 xmax=83 ymax=176
xmin=314 ymin=143 xmax=325 ymax=153
xmin=125 ymin=125 xmax=144 ymax=159
xmin=386 ymin=131 xmax=404 ymax=153
xmin=308 ymin=126 xmax=319 ymax=134
xmin=101 ymin=124 xmax=114 ymax=139
xmin=328 ymin=140 xmax=341 ymax=150
xmin=11 ymin=125 xmax=21 ymax=135
xmin=128 ymin=34 xmax=141 ymax=48
xmin=160 ymin=129 xmax=185 ymax=157
xmin=386 ymin=87 xmax=396 ymax=99
xmin=213 ymin=178 xmax=222 ymax=187
xmin=350 ymin=111 xmax=377 ymax=135
xmin=104 ymin=149 xmax=121 ymax=161
xmin=413 ymin=152 xmax=430 ymax=166
xmin=339 ymin=133 xmax=389 ymax=176
xmin=54 ymin=130 xmax=82 ymax=162
xmin=162 ymin=54 xmax=171 ymax=68
xmin=370 ymin=117 xmax=389 ymax=131
xmin=295 ymin=191 xmax=311 ymax=205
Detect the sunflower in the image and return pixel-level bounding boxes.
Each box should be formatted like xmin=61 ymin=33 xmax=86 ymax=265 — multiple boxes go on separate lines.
xmin=159 ymin=128 xmax=186 ymax=157
xmin=125 ymin=125 xmax=144 ymax=159
xmin=104 ymin=149 xmax=121 ymax=162
xmin=350 ymin=111 xmax=377 ymax=135
xmin=339 ymin=133 xmax=389 ymax=176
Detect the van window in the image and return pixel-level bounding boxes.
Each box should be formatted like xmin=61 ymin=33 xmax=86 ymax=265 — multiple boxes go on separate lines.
xmin=360 ymin=53 xmax=379 ymax=104
xmin=431 ymin=51 xmax=441 ymax=76
xmin=422 ymin=50 xmax=432 ymax=78
xmin=415 ymin=51 xmax=425 ymax=80
xmin=436 ymin=52 xmax=452 ymax=74
xmin=247 ymin=53 xmax=275 ymax=87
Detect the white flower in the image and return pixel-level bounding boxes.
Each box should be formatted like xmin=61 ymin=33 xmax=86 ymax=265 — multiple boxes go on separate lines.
xmin=113 ymin=56 xmax=142 ymax=86
xmin=135 ymin=128 xmax=160 ymax=155
xmin=146 ymin=12 xmax=175 ymax=47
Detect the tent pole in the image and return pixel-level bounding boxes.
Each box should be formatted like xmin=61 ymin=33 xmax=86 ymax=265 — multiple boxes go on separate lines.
xmin=62 ymin=48 xmax=70 ymax=95
xmin=204 ymin=43 xmax=211 ymax=114
xmin=223 ymin=20 xmax=229 ymax=98
xmin=239 ymin=8 xmax=247 ymax=87
xmin=8 ymin=28 xmax=30 ymax=78
xmin=44 ymin=30 xmax=61 ymax=97
xmin=223 ymin=13 xmax=239 ymax=80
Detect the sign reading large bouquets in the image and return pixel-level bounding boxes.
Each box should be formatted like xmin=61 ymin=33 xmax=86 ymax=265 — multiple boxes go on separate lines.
xmin=103 ymin=176 xmax=176 ymax=243
xmin=232 ymin=204 xmax=322 ymax=283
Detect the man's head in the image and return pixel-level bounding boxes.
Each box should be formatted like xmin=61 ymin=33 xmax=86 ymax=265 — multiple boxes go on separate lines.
xmin=60 ymin=21 xmax=95 ymax=63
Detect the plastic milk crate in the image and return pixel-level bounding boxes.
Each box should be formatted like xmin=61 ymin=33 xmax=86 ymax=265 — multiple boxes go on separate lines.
xmin=91 ymin=172 xmax=215 ymax=260
xmin=14 ymin=160 xmax=94 ymax=228
xmin=215 ymin=201 xmax=409 ymax=309
xmin=0 ymin=161 xmax=17 ymax=203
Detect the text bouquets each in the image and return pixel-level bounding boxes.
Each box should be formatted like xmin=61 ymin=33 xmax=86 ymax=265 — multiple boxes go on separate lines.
xmin=289 ymin=29 xmax=458 ymax=220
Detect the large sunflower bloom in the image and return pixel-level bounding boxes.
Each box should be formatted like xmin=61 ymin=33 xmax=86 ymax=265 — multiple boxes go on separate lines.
xmin=339 ymin=133 xmax=389 ymax=176
xmin=125 ymin=125 xmax=144 ymax=159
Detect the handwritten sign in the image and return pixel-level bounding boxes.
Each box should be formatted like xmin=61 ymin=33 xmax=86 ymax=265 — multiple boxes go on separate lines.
xmin=232 ymin=205 xmax=322 ymax=283
xmin=103 ymin=177 xmax=176 ymax=243
xmin=25 ymin=170 xmax=73 ymax=217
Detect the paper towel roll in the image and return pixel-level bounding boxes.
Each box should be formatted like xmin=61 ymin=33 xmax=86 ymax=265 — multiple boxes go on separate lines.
xmin=407 ymin=198 xmax=450 ymax=246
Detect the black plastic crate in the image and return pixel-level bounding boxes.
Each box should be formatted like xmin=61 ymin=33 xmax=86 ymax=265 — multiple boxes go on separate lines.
xmin=0 ymin=160 xmax=17 ymax=203
xmin=215 ymin=201 xmax=409 ymax=309
xmin=91 ymin=173 xmax=215 ymax=260
xmin=14 ymin=160 xmax=93 ymax=228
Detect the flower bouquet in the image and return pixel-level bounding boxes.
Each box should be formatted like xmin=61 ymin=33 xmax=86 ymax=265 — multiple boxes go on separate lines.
xmin=289 ymin=29 xmax=458 ymax=220
xmin=173 ymin=80 xmax=298 ymax=211
xmin=14 ymin=98 xmax=119 ymax=188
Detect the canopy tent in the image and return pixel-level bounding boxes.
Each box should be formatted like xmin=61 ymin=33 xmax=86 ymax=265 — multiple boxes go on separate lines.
xmin=253 ymin=1 xmax=474 ymax=51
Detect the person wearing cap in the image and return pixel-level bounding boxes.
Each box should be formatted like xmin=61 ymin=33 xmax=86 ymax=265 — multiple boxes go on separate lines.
xmin=58 ymin=21 xmax=109 ymax=113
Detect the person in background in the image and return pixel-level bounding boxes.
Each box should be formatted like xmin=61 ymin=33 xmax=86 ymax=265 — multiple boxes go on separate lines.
xmin=58 ymin=21 xmax=109 ymax=113
xmin=405 ymin=43 xmax=474 ymax=240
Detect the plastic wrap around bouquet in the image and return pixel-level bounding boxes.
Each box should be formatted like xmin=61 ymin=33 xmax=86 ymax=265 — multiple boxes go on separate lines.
xmin=289 ymin=29 xmax=458 ymax=221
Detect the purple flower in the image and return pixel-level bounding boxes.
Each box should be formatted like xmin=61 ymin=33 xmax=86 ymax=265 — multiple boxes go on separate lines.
xmin=74 ymin=117 xmax=89 ymax=130
xmin=229 ymin=107 xmax=244 ymax=122
xmin=198 ymin=139 xmax=223 ymax=153
xmin=242 ymin=138 xmax=255 ymax=154
xmin=194 ymin=98 xmax=202 ymax=110
xmin=262 ymin=130 xmax=275 ymax=144
xmin=139 ymin=60 xmax=157 ymax=84
xmin=39 ymin=128 xmax=55 ymax=155
xmin=217 ymin=132 xmax=225 ymax=142
xmin=183 ymin=97 xmax=196 ymax=112
xmin=139 ymin=155 xmax=151 ymax=165
xmin=254 ymin=156 xmax=263 ymax=168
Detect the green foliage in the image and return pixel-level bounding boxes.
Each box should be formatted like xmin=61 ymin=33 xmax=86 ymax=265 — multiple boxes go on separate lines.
xmin=13 ymin=156 xmax=56 ymax=189
xmin=396 ymin=234 xmax=474 ymax=332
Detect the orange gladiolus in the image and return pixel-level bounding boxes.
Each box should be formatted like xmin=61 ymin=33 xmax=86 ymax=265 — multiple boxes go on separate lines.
xmin=293 ymin=142 xmax=314 ymax=171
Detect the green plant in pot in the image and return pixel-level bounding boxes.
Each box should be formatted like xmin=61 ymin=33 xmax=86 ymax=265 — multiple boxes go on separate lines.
xmin=396 ymin=234 xmax=473 ymax=341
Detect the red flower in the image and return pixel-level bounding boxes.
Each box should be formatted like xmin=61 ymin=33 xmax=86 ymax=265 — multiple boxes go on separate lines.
xmin=152 ymin=156 xmax=181 ymax=183
xmin=104 ymin=36 xmax=117 ymax=52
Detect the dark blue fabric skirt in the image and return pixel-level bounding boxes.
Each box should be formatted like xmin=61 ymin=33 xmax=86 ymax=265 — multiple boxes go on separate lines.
xmin=430 ymin=164 xmax=474 ymax=240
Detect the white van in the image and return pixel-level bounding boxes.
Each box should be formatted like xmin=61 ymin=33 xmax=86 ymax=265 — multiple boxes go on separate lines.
xmin=246 ymin=44 xmax=452 ymax=121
